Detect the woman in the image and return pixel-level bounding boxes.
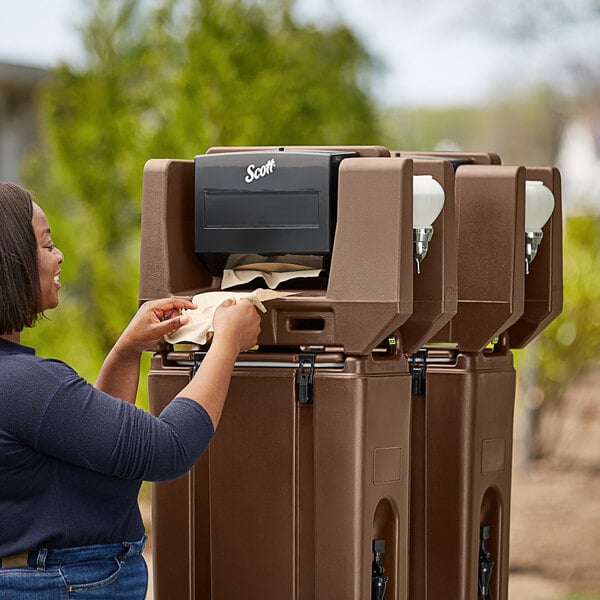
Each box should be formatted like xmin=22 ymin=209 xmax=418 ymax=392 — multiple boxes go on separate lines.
xmin=0 ymin=182 xmax=261 ymax=598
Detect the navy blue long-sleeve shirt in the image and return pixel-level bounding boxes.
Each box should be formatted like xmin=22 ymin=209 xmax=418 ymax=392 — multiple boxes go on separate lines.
xmin=0 ymin=337 xmax=214 ymax=556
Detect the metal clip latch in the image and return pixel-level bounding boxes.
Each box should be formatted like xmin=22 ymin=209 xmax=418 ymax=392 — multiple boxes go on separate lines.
xmin=297 ymin=353 xmax=316 ymax=404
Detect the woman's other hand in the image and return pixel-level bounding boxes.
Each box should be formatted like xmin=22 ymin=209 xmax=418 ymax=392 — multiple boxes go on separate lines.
xmin=117 ymin=298 xmax=197 ymax=355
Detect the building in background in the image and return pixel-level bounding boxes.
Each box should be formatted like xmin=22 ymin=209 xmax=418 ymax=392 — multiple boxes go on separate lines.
xmin=0 ymin=61 xmax=47 ymax=183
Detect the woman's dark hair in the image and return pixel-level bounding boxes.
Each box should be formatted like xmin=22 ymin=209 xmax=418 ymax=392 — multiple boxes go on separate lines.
xmin=0 ymin=182 xmax=41 ymax=334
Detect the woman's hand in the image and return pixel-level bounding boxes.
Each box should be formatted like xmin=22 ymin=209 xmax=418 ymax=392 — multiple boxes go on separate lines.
xmin=116 ymin=297 xmax=197 ymax=356
xmin=175 ymin=298 xmax=262 ymax=426
xmin=211 ymin=298 xmax=261 ymax=354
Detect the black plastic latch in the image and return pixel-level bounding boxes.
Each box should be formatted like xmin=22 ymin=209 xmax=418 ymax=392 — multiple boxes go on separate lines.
xmin=410 ymin=349 xmax=428 ymax=396
xmin=478 ymin=525 xmax=495 ymax=600
xmin=297 ymin=353 xmax=316 ymax=404
xmin=372 ymin=538 xmax=389 ymax=600
xmin=192 ymin=351 xmax=205 ymax=378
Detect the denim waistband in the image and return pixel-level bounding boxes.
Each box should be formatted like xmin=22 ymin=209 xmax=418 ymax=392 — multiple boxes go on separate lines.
xmin=27 ymin=535 xmax=147 ymax=570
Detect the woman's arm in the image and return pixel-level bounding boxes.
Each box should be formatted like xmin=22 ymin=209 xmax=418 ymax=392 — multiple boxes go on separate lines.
xmin=96 ymin=298 xmax=196 ymax=403
xmin=175 ymin=298 xmax=261 ymax=428
xmin=31 ymin=298 xmax=260 ymax=481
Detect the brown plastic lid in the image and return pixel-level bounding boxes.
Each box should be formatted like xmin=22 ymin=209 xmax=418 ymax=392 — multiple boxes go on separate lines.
xmin=430 ymin=164 xmax=526 ymax=351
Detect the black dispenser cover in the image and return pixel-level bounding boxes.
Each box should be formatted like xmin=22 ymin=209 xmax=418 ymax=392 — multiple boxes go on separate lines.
xmin=194 ymin=149 xmax=357 ymax=275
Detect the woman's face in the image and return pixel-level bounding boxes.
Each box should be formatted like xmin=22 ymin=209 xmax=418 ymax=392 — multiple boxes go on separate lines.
xmin=32 ymin=203 xmax=64 ymax=312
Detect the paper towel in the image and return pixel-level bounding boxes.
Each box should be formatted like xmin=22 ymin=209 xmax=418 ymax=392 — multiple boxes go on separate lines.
xmin=221 ymin=254 xmax=323 ymax=290
xmin=164 ymin=289 xmax=297 ymax=345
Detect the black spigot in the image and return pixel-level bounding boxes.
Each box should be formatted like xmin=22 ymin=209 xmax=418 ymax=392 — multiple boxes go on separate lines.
xmin=478 ymin=525 xmax=495 ymax=600
xmin=372 ymin=538 xmax=389 ymax=600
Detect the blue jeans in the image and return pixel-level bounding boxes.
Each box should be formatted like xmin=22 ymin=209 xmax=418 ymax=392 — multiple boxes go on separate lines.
xmin=0 ymin=536 xmax=148 ymax=599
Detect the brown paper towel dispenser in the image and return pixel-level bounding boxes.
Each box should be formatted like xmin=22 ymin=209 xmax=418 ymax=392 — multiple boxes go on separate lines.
xmin=139 ymin=146 xmax=416 ymax=355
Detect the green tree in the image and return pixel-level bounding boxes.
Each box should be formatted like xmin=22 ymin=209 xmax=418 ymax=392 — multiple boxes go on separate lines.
xmin=21 ymin=0 xmax=380 ymax=388
xmin=533 ymin=216 xmax=600 ymax=402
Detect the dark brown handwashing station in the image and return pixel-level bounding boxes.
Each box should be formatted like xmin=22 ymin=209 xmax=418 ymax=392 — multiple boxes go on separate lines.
xmin=392 ymin=152 xmax=563 ymax=600
xmin=139 ymin=146 xmax=562 ymax=599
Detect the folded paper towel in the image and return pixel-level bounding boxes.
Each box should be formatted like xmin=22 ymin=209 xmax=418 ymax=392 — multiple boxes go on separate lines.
xmin=165 ymin=289 xmax=297 ymax=345
xmin=221 ymin=254 xmax=323 ymax=290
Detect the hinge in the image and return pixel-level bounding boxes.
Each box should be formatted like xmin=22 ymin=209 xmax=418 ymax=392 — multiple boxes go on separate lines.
xmin=410 ymin=348 xmax=428 ymax=396
xmin=297 ymin=353 xmax=316 ymax=405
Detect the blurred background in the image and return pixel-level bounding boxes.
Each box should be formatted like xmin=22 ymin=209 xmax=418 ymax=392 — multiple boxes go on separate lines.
xmin=1 ymin=1 xmax=599 ymax=598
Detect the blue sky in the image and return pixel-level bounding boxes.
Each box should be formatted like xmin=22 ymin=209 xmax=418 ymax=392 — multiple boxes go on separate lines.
xmin=0 ymin=0 xmax=595 ymax=107
xmin=0 ymin=1 xmax=86 ymax=66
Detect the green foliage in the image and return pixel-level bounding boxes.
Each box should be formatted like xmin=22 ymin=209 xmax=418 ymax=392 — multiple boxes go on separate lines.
xmin=20 ymin=0 xmax=380 ymax=392
xmin=532 ymin=216 xmax=600 ymax=403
